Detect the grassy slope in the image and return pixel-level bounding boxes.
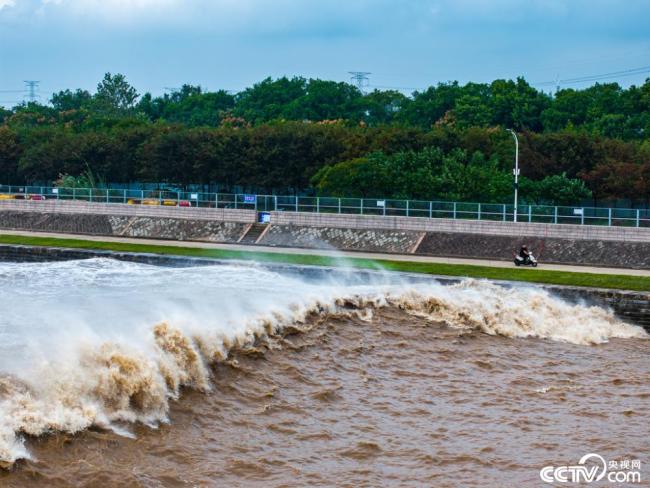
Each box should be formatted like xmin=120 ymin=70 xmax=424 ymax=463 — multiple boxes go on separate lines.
xmin=0 ymin=234 xmax=648 ymax=292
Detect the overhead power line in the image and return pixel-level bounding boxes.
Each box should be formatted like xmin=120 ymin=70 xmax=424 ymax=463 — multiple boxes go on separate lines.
xmin=533 ymin=65 xmax=650 ymax=88
xmin=365 ymin=65 xmax=650 ymax=95
xmin=561 ymin=65 xmax=650 ymax=83
xmin=368 ymin=84 xmax=425 ymax=92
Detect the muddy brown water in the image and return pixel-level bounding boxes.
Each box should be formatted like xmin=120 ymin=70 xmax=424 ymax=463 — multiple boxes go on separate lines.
xmin=2 ymin=306 xmax=648 ymax=488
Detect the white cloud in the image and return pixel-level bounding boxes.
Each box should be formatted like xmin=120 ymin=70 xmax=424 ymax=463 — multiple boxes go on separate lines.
xmin=36 ymin=0 xmax=183 ymax=22
xmin=0 ymin=0 xmax=16 ymax=10
xmin=22 ymin=0 xmax=266 ymax=31
xmin=428 ymin=0 xmax=570 ymax=23
xmin=18 ymin=0 xmax=378 ymax=37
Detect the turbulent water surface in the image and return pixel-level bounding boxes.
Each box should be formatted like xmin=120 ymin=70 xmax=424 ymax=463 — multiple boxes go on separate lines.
xmin=0 ymin=258 xmax=648 ymax=487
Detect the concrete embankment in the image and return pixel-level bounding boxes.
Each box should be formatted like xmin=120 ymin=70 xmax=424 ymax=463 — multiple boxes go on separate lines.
xmin=1 ymin=199 xmax=649 ymax=269
xmin=1 ymin=243 xmax=648 ymax=331
xmin=269 ymin=210 xmax=650 ymax=268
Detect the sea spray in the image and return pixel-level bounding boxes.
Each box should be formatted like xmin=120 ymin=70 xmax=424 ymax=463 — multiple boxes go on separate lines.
xmin=0 ymin=258 xmax=646 ymax=467
xmin=390 ymin=280 xmax=645 ymax=344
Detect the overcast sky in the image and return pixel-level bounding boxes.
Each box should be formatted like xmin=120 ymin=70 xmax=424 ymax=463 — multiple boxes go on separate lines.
xmin=1 ymin=0 xmax=649 ymax=105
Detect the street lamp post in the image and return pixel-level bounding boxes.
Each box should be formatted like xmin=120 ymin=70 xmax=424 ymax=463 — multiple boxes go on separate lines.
xmin=507 ymin=129 xmax=520 ymax=223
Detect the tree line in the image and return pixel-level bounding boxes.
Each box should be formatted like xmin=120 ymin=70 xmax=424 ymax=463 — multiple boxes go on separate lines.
xmin=0 ymin=73 xmax=649 ymax=206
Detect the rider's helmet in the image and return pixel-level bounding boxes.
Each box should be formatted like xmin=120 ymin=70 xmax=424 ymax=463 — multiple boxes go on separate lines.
xmin=522 ymin=244 xmax=528 ymax=249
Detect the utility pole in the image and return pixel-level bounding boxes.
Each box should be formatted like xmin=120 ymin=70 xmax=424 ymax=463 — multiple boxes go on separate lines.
xmin=23 ymin=80 xmax=40 ymax=102
xmin=507 ymin=129 xmax=520 ymax=222
xmin=348 ymin=72 xmax=371 ymax=94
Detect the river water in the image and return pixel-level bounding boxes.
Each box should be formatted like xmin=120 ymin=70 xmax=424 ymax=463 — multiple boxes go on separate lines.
xmin=0 ymin=259 xmax=647 ymax=487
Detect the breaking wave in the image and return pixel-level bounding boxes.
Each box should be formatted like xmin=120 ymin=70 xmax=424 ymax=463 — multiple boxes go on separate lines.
xmin=0 ymin=258 xmax=646 ymax=467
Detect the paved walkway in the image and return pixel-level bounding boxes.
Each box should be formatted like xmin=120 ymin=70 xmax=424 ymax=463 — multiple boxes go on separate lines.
xmin=1 ymin=229 xmax=648 ymax=277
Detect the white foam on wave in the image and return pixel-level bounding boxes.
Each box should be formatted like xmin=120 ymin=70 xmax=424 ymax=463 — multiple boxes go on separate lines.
xmin=0 ymin=258 xmax=645 ymax=467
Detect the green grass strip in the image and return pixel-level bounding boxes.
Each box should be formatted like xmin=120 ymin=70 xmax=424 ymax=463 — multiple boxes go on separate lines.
xmin=0 ymin=234 xmax=647 ymax=292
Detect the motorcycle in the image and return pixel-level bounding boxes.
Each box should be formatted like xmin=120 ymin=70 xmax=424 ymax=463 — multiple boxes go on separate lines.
xmin=514 ymin=252 xmax=538 ymax=267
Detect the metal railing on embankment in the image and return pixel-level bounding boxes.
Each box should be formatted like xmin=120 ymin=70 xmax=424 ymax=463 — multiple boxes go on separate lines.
xmin=1 ymin=184 xmax=649 ymax=228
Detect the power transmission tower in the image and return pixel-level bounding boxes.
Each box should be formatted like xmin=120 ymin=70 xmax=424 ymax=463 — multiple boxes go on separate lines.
xmin=23 ymin=80 xmax=40 ymax=102
xmin=349 ymin=72 xmax=371 ymax=94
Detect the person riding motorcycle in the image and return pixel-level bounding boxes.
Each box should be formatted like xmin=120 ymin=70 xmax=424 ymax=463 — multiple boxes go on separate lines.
xmin=519 ymin=245 xmax=531 ymax=264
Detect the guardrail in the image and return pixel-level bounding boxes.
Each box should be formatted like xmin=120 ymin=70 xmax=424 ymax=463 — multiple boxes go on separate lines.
xmin=1 ymin=184 xmax=649 ymax=228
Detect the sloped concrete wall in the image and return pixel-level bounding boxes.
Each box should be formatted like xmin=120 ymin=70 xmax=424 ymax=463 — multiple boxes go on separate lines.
xmin=416 ymin=232 xmax=650 ymax=269
xmin=0 ymin=209 xmax=249 ymax=243
xmin=114 ymin=217 xmax=247 ymax=242
xmin=259 ymin=225 xmax=422 ymax=253
xmin=0 ymin=210 xmax=115 ymax=235
xmin=0 ymin=200 xmax=255 ymax=243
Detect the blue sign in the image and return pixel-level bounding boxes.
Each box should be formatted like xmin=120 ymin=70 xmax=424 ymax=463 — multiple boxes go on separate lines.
xmin=244 ymin=194 xmax=257 ymax=204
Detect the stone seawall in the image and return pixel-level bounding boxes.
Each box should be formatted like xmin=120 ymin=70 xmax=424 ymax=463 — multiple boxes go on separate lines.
xmin=0 ymin=244 xmax=647 ymax=331
xmin=1 ymin=200 xmax=649 ymax=269
xmin=260 ymin=225 xmax=422 ymax=253
xmin=0 ymin=206 xmax=250 ymax=244
xmin=415 ymin=232 xmax=650 ymax=269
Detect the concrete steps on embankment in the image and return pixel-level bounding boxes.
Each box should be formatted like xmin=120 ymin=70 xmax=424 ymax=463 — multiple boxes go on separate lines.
xmin=238 ymin=223 xmax=269 ymax=244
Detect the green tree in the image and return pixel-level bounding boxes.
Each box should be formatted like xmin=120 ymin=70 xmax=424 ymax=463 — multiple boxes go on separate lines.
xmin=92 ymin=73 xmax=139 ymax=116
xmin=521 ymin=173 xmax=592 ymax=205
xmin=286 ymin=79 xmax=363 ymax=121
xmin=314 ymin=147 xmax=513 ymax=202
xmin=0 ymin=127 xmax=22 ymax=183
xmin=138 ymin=85 xmax=235 ymax=126
xmin=399 ymin=82 xmax=462 ymax=127
xmin=360 ymin=89 xmax=410 ymax=125
xmin=488 ymin=78 xmax=549 ymax=131
xmin=0 ymin=107 xmax=13 ymax=124
xmin=235 ymin=77 xmax=306 ymax=123
xmin=312 ymin=157 xmax=387 ymax=197
xmin=51 ymin=89 xmax=92 ymax=111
